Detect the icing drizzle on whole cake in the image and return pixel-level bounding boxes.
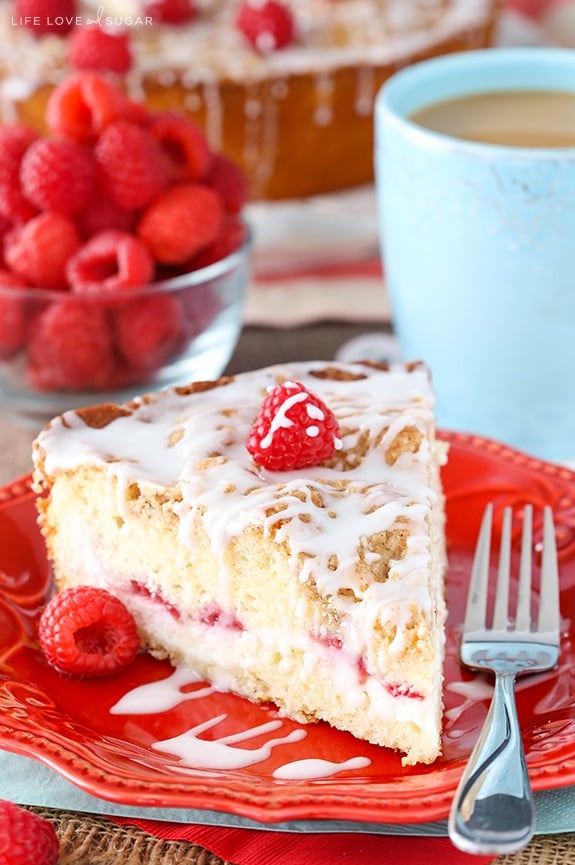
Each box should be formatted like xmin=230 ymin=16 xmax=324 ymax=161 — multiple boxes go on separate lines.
xmin=0 ymin=0 xmax=497 ymax=200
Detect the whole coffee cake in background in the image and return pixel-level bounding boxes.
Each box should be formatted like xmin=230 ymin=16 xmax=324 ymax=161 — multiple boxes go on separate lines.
xmin=1 ymin=0 xmax=500 ymax=199
xmin=33 ymin=360 xmax=448 ymax=765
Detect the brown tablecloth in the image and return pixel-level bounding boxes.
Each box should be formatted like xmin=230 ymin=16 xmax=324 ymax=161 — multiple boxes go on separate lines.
xmin=1 ymin=322 xmax=574 ymax=865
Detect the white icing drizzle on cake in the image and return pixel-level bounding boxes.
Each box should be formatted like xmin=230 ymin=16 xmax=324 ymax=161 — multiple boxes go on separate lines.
xmin=36 ymin=361 xmax=445 ymax=649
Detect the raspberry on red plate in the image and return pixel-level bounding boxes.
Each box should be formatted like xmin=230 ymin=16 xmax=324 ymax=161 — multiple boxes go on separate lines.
xmin=69 ymin=24 xmax=133 ymax=73
xmin=45 ymin=72 xmax=135 ymax=143
xmin=146 ymin=111 xmax=212 ymax=181
xmin=113 ymin=293 xmax=184 ymax=372
xmin=95 ymin=120 xmax=169 ymax=210
xmin=20 ymin=136 xmax=96 ymax=216
xmin=0 ymin=124 xmax=39 ymax=224
xmin=13 ymin=0 xmax=77 ymax=35
xmin=26 ymin=298 xmax=114 ymax=391
xmin=4 ymin=212 xmax=81 ymax=289
xmin=137 ymin=182 xmax=223 ymax=264
xmin=143 ymin=0 xmax=198 ymax=24
xmin=236 ymin=0 xmax=295 ymax=53
xmin=247 ymin=380 xmax=343 ymax=471
xmin=67 ymin=230 xmax=154 ymax=295
xmin=38 ymin=585 xmax=140 ymax=677
xmin=0 ymin=799 xmax=59 ymax=865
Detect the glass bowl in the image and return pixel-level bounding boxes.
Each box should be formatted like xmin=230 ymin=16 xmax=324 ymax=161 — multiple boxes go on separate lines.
xmin=0 ymin=226 xmax=251 ymax=429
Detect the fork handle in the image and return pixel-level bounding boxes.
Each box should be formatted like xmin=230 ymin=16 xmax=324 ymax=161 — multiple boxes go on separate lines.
xmin=448 ymin=670 xmax=535 ymax=855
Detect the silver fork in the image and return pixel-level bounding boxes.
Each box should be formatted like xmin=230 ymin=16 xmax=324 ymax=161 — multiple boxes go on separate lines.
xmin=448 ymin=503 xmax=561 ymax=856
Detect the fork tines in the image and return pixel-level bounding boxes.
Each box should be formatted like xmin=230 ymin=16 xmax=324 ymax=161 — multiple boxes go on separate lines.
xmin=464 ymin=504 xmax=560 ymax=643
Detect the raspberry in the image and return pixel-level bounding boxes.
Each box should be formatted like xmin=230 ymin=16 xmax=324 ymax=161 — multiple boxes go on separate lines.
xmin=13 ymin=0 xmax=77 ymax=35
xmin=45 ymin=72 xmax=134 ymax=143
xmin=236 ymin=0 xmax=295 ymax=53
xmin=38 ymin=586 xmax=139 ymax=677
xmin=67 ymin=230 xmax=154 ymax=295
xmin=146 ymin=111 xmax=211 ymax=181
xmin=0 ymin=271 xmax=29 ymax=359
xmin=123 ymin=98 xmax=150 ymax=126
xmin=113 ymin=294 xmax=184 ymax=372
xmin=143 ymin=0 xmax=198 ymax=24
xmin=137 ymin=182 xmax=223 ymax=264
xmin=247 ymin=380 xmax=342 ymax=471
xmin=20 ymin=136 xmax=96 ymax=216
xmin=189 ymin=214 xmax=247 ymax=269
xmin=178 ymin=283 xmax=220 ymax=337
xmin=69 ymin=24 xmax=133 ymax=74
xmin=0 ymin=799 xmax=59 ymax=865
xmin=0 ymin=211 xmax=11 ymax=241
xmin=0 ymin=124 xmax=39 ymax=224
xmin=95 ymin=120 xmax=169 ymax=210
xmin=4 ymin=212 xmax=81 ymax=289
xmin=78 ymin=194 xmax=135 ymax=238
xmin=205 ymin=153 xmax=249 ymax=214
xmin=26 ymin=299 xmax=114 ymax=391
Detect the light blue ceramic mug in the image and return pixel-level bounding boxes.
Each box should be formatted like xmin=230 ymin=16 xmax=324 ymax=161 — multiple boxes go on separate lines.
xmin=375 ymin=47 xmax=575 ymax=464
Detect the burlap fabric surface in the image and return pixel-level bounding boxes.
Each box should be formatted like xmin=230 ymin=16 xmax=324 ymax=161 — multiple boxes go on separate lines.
xmin=2 ymin=323 xmax=574 ymax=864
xmin=27 ymin=808 xmax=232 ymax=865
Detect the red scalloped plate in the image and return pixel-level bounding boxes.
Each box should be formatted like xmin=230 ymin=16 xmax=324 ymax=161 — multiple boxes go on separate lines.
xmin=2 ymin=430 xmax=575 ymax=825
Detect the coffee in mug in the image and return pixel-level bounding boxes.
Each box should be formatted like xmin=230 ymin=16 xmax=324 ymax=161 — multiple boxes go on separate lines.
xmin=409 ymin=90 xmax=575 ymax=149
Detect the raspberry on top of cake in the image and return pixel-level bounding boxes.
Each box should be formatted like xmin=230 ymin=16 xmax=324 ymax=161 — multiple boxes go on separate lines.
xmin=1 ymin=1 xmax=499 ymax=199
xmin=33 ymin=360 xmax=448 ymax=765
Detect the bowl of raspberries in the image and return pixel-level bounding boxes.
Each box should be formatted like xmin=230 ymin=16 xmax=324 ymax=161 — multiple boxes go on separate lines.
xmin=0 ymin=71 xmax=251 ymax=427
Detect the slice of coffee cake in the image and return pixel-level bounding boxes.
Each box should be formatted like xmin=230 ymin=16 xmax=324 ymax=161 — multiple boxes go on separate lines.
xmin=33 ymin=360 xmax=447 ymax=765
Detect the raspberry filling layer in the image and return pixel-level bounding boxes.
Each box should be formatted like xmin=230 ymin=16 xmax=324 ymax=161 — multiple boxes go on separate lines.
xmin=130 ymin=580 xmax=181 ymax=620
xmin=385 ymin=682 xmax=425 ymax=701
xmin=197 ymin=602 xmax=244 ymax=631
xmin=313 ymin=630 xmax=425 ymax=700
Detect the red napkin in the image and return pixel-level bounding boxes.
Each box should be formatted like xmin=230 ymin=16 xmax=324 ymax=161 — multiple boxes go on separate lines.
xmin=109 ymin=816 xmax=495 ymax=865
